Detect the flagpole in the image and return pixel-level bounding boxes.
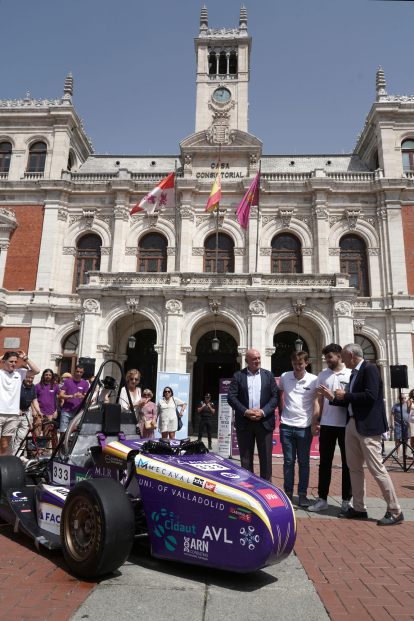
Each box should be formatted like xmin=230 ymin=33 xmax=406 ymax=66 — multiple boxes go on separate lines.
xmin=174 ymin=159 xmax=178 ymax=272
xmin=255 ymin=162 xmax=261 ymax=273
xmin=215 ymin=145 xmax=221 ymax=274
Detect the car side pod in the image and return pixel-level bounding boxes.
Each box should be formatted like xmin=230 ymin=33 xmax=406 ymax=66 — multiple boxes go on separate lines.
xmin=135 ymin=452 xmax=296 ymax=573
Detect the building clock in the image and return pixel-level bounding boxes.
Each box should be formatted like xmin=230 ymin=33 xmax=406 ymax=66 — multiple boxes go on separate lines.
xmin=213 ymin=88 xmax=231 ymax=103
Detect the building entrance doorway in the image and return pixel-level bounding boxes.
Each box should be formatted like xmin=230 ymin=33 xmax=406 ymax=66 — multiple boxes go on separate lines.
xmin=125 ymin=328 xmax=158 ymax=399
xmin=271 ymin=331 xmax=311 ymax=377
xmin=192 ymin=330 xmax=239 ymax=434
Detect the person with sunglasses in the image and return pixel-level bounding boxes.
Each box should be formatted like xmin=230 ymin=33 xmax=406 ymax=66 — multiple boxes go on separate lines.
xmin=157 ymin=387 xmax=186 ymax=439
xmin=140 ymin=389 xmax=157 ymax=438
xmin=119 ymin=369 xmax=149 ymax=426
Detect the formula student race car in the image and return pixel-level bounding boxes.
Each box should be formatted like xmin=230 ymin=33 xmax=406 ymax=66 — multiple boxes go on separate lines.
xmin=0 ymin=361 xmax=296 ymax=578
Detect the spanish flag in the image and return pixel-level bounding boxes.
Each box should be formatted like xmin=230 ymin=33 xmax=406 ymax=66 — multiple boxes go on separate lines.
xmin=205 ymin=164 xmax=222 ymax=212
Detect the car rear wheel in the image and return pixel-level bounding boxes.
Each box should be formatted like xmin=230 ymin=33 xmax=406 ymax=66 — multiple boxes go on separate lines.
xmin=61 ymin=478 xmax=135 ymax=578
xmin=0 ymin=456 xmax=26 ymax=491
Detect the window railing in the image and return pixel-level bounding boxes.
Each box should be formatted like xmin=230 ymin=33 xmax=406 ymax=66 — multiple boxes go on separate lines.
xmin=23 ymin=171 xmax=44 ymax=180
xmin=0 ymin=172 xmax=8 ymax=180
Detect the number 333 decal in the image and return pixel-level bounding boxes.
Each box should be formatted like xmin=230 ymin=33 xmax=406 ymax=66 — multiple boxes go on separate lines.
xmin=52 ymin=463 xmax=70 ymax=484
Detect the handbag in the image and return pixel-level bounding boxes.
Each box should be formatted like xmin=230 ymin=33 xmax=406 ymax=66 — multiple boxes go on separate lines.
xmin=173 ymin=398 xmax=183 ymax=431
xmin=145 ymin=419 xmax=157 ymax=430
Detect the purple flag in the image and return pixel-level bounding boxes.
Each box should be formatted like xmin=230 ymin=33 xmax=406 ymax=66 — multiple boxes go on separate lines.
xmin=235 ymin=171 xmax=260 ymax=230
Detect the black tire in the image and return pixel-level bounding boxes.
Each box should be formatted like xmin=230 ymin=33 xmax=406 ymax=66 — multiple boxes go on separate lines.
xmin=60 ymin=478 xmax=135 ymax=578
xmin=0 ymin=456 xmax=26 ymax=491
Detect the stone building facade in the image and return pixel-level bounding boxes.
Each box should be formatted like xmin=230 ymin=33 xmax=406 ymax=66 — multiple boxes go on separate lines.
xmin=1 ymin=6 xmax=414 ymax=428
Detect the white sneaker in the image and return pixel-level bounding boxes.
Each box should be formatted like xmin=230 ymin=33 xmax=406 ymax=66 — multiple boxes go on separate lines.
xmin=308 ymin=498 xmax=329 ymax=512
xmin=342 ymin=500 xmax=352 ymax=512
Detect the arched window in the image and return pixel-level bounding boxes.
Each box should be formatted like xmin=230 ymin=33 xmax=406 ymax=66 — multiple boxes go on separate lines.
xmin=204 ymin=233 xmax=234 ymax=273
xmin=340 ymin=235 xmax=369 ymax=297
xmin=60 ymin=331 xmax=79 ymax=376
xmin=73 ymin=234 xmax=102 ymax=290
xmin=0 ymin=142 xmax=12 ymax=173
xmin=27 ymin=142 xmax=47 ymax=173
xmin=219 ymin=52 xmax=227 ymax=74
xmin=271 ymin=234 xmax=302 ymax=273
xmin=229 ymin=51 xmax=237 ymax=74
xmin=67 ymin=152 xmax=74 ymax=171
xmin=354 ymin=334 xmax=377 ymax=363
xmin=208 ymin=52 xmax=217 ymax=75
xmin=402 ymin=139 xmax=414 ymax=171
xmin=138 ymin=233 xmax=167 ymax=272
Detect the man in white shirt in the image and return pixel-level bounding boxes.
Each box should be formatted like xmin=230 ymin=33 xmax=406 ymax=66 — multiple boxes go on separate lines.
xmin=309 ymin=343 xmax=352 ymax=513
xmin=0 ymin=350 xmax=40 ymax=455
xmin=278 ymin=350 xmax=318 ymax=507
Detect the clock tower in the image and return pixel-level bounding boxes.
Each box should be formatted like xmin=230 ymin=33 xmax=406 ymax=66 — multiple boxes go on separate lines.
xmin=194 ymin=5 xmax=252 ymax=140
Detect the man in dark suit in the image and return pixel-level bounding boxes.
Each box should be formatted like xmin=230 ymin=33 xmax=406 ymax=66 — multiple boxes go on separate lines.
xmin=320 ymin=343 xmax=403 ymax=526
xmin=227 ymin=349 xmax=279 ymax=481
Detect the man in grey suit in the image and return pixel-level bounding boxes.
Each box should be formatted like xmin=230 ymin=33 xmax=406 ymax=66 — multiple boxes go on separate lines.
xmin=227 ymin=349 xmax=279 ymax=481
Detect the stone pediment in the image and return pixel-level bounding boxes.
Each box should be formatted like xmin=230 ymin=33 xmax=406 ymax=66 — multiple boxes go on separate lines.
xmin=0 ymin=208 xmax=17 ymax=232
xmin=180 ymin=129 xmax=262 ymax=158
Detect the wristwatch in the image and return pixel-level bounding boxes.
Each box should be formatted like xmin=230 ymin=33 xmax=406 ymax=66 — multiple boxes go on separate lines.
xmin=23 ymin=356 xmax=28 ymax=362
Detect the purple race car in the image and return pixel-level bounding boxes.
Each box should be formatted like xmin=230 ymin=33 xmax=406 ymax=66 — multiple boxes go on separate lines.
xmin=0 ymin=361 xmax=296 ymax=578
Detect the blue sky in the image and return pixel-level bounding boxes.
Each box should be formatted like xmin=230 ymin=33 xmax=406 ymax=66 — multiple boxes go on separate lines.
xmin=0 ymin=0 xmax=412 ymax=156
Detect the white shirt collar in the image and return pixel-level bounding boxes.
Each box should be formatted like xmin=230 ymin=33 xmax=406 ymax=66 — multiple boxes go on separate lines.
xmin=247 ymin=368 xmax=260 ymax=377
xmin=354 ymin=360 xmax=364 ymax=372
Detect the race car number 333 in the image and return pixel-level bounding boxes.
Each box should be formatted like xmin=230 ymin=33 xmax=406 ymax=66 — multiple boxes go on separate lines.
xmin=53 ymin=462 xmax=70 ymax=485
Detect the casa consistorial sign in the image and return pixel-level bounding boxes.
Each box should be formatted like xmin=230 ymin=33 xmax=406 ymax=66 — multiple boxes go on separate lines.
xmin=196 ymin=163 xmax=246 ymax=180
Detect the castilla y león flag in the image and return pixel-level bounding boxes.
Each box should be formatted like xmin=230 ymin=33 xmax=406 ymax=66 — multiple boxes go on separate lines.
xmin=130 ymin=172 xmax=174 ymax=215
xmin=235 ymin=171 xmax=260 ymax=230
xmin=205 ymin=164 xmax=222 ymax=212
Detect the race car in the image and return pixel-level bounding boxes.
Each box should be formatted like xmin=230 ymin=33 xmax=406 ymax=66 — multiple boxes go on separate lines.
xmin=0 ymin=360 xmax=296 ymax=578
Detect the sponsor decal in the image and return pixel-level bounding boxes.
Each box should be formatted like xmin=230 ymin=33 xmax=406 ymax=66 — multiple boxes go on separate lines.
xmin=97 ymin=451 xmax=126 ymax=470
xmin=240 ymin=525 xmax=260 ymax=550
xmin=238 ymin=482 xmax=255 ymax=489
xmin=160 ymin=374 xmax=169 ymax=379
xmin=204 ymin=481 xmax=216 ymax=492
xmin=42 ymin=485 xmax=69 ymax=501
xmin=21 ymin=509 xmax=31 ymax=513
xmin=222 ymin=380 xmax=231 ymax=386
xmin=36 ymin=501 xmax=62 ymax=535
xmin=12 ymin=491 xmax=28 ymax=503
xmin=52 ymin=462 xmax=70 ymax=485
xmin=178 ymin=392 xmax=187 ymax=398
xmin=151 ymin=508 xmax=196 ymax=551
xmin=179 ymin=375 xmax=188 ymax=381
xmin=75 ymin=473 xmax=91 ymax=483
xmin=136 ymin=457 xmax=149 ymax=470
xmin=221 ymin=472 xmax=240 ymax=479
xmin=229 ymin=507 xmax=252 ymax=522
xmin=92 ymin=467 xmax=114 ymax=478
xmin=184 ymin=536 xmax=208 ymax=559
xmin=193 ymin=477 xmax=204 ymax=488
xmin=202 ymin=525 xmax=233 ymax=544
xmin=184 ymin=461 xmax=230 ymax=472
xmin=257 ymin=489 xmax=285 ymax=508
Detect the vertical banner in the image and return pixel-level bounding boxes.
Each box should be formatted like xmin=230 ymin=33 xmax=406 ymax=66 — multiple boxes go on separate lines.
xmin=217 ymin=378 xmax=233 ymax=457
xmin=155 ymin=372 xmax=190 ymax=440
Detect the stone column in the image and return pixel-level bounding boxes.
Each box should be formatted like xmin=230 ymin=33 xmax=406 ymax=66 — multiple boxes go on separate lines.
xmin=78 ymin=298 xmax=100 ymax=360
xmin=237 ymin=346 xmax=247 ymax=369
xmin=164 ymin=298 xmax=184 ymax=372
xmin=312 ymin=195 xmax=329 ymax=273
xmin=247 ymin=299 xmax=266 ymax=353
xmin=35 ymin=200 xmax=63 ymax=290
xmin=179 ymin=204 xmax=194 ymax=272
xmin=332 ymin=301 xmax=354 ymax=345
xmin=263 ymin=346 xmax=275 ymax=373
xmin=384 ymin=199 xmax=408 ymax=295
xmin=0 ymin=242 xmax=10 ymax=288
xmin=111 ymin=194 xmax=130 ymax=272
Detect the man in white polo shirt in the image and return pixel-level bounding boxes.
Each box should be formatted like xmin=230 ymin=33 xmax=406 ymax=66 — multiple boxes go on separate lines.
xmin=309 ymin=343 xmax=352 ymax=513
xmin=278 ymin=350 xmax=318 ymax=507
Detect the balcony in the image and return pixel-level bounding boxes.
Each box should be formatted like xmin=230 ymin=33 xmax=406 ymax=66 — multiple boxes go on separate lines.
xmin=0 ymin=172 xmax=8 ymax=180
xmin=23 ymin=171 xmax=44 ymax=180
xmin=84 ymin=271 xmax=351 ymax=290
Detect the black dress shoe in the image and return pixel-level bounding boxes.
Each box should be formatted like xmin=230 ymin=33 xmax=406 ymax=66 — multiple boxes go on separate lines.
xmin=338 ymin=507 xmax=368 ymax=519
xmin=377 ymin=511 xmax=404 ymax=526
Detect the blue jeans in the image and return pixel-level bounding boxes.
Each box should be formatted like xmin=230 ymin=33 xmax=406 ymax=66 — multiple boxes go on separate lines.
xmin=280 ymin=423 xmax=312 ymax=494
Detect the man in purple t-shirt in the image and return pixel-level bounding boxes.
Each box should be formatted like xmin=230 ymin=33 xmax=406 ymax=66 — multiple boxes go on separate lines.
xmin=36 ymin=368 xmax=61 ymax=444
xmin=58 ymin=364 xmax=89 ymax=433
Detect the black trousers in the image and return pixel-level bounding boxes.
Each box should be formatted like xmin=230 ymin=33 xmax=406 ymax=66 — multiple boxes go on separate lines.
xmin=236 ymin=419 xmax=273 ymax=482
xmin=318 ymin=425 xmax=352 ymax=501
xmin=198 ymin=418 xmax=212 ymax=444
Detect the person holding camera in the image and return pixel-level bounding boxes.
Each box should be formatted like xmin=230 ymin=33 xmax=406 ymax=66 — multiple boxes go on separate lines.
xmin=197 ymin=393 xmax=215 ymax=450
xmin=0 ymin=350 xmax=40 ymax=455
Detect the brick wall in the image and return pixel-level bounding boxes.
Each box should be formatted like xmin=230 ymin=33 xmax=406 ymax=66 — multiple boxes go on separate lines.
xmin=3 ymin=205 xmax=44 ymax=291
xmin=0 ymin=327 xmax=30 ymax=358
xmin=402 ymin=205 xmax=414 ymax=295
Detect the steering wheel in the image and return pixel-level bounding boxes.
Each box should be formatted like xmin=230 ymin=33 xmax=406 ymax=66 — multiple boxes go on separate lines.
xmin=62 ymin=412 xmax=83 ymax=456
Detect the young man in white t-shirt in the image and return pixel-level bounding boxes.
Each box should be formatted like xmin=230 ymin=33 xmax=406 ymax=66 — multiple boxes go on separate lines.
xmin=309 ymin=343 xmax=353 ymax=513
xmin=0 ymin=350 xmax=40 ymax=455
xmin=278 ymin=350 xmax=318 ymax=507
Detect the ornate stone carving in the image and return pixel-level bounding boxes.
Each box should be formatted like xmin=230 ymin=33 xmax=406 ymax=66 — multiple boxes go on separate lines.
xmin=367 ymin=248 xmax=380 ymax=256
xmin=69 ymin=296 xmax=81 ymax=305
xmin=167 ymin=247 xmax=176 ymax=255
xmin=376 ymin=359 xmax=387 ymax=367
xmin=296 ymin=216 xmax=311 ymax=228
xmin=346 ymin=209 xmax=361 ymax=230
xmin=361 ymin=216 xmax=375 ymax=227
xmin=261 ymin=215 xmax=275 ymax=226
xmin=74 ymin=314 xmax=82 ymax=326
xmin=125 ymin=247 xmax=139 ymax=256
xmin=260 ymin=248 xmax=272 ymax=256
xmin=0 ymin=313 xmax=5 ymax=325
xmin=314 ymin=207 xmax=329 ymax=219
xmin=334 ymin=301 xmax=353 ymax=316
xmin=329 ymin=215 xmax=343 ymax=227
xmin=265 ymin=347 xmax=276 ymax=356
xmin=165 ymin=299 xmax=182 ymax=314
xmin=83 ymin=298 xmax=100 ymax=313
xmin=292 ymin=299 xmax=306 ymax=315
xmin=181 ymin=346 xmax=192 ymax=354
xmin=329 ymin=248 xmax=341 ymax=256
xmin=353 ymin=318 xmax=365 ymax=332
xmin=209 ymin=299 xmax=221 ymax=315
xmin=50 ymin=353 xmax=62 ymax=361
xmin=184 ymin=155 xmax=192 ymax=177
xmin=57 ymin=208 xmax=68 ymax=221
xmin=100 ymin=247 xmax=111 ymax=255
xmin=0 ymin=242 xmax=10 ymax=251
xmin=146 ymin=213 xmax=159 ymax=228
xmin=63 ymin=247 xmax=76 ymax=255
xmin=237 ymin=346 xmax=247 ymax=357
xmin=96 ymin=215 xmax=113 ymax=227
xmin=354 ymin=300 xmax=371 ymax=308
xmin=376 ymin=206 xmax=387 ymax=220
xmin=234 ymin=248 xmax=245 ymax=256
xmin=82 ymin=210 xmax=96 ymax=228
xmin=126 ymin=297 xmax=140 ymax=312
xmin=69 ymin=215 xmax=82 ymax=226
xmin=114 ymin=206 xmax=129 ymax=221
xmin=205 ymin=123 xmax=236 ymax=145
xmin=162 ymin=216 xmax=176 ymax=226
xmin=196 ymin=215 xmax=209 ymax=227
xmin=279 ymin=209 xmax=294 ymax=228
xmin=192 ymin=247 xmax=204 ymax=256
xmin=154 ymin=345 xmax=163 ymax=354
xmin=97 ymin=344 xmax=111 ymax=353
xmin=301 ymin=248 xmax=314 ymax=256
xmin=249 ymin=300 xmax=265 ymax=315
xmin=180 ymin=208 xmax=194 ymax=220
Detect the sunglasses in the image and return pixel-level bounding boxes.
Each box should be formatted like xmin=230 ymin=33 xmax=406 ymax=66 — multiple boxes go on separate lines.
xmin=164 ymin=390 xmax=171 ymax=393
xmin=129 ymin=378 xmax=139 ymax=382
xmin=143 ymin=392 xmax=150 ymax=396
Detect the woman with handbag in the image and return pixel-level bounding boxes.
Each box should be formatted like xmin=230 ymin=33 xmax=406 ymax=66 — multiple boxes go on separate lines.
xmin=406 ymin=390 xmax=414 ymax=457
xmin=157 ymin=386 xmax=186 ymax=439
xmin=119 ymin=369 xmax=148 ymax=428
xmin=140 ymin=389 xmax=157 ymax=438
